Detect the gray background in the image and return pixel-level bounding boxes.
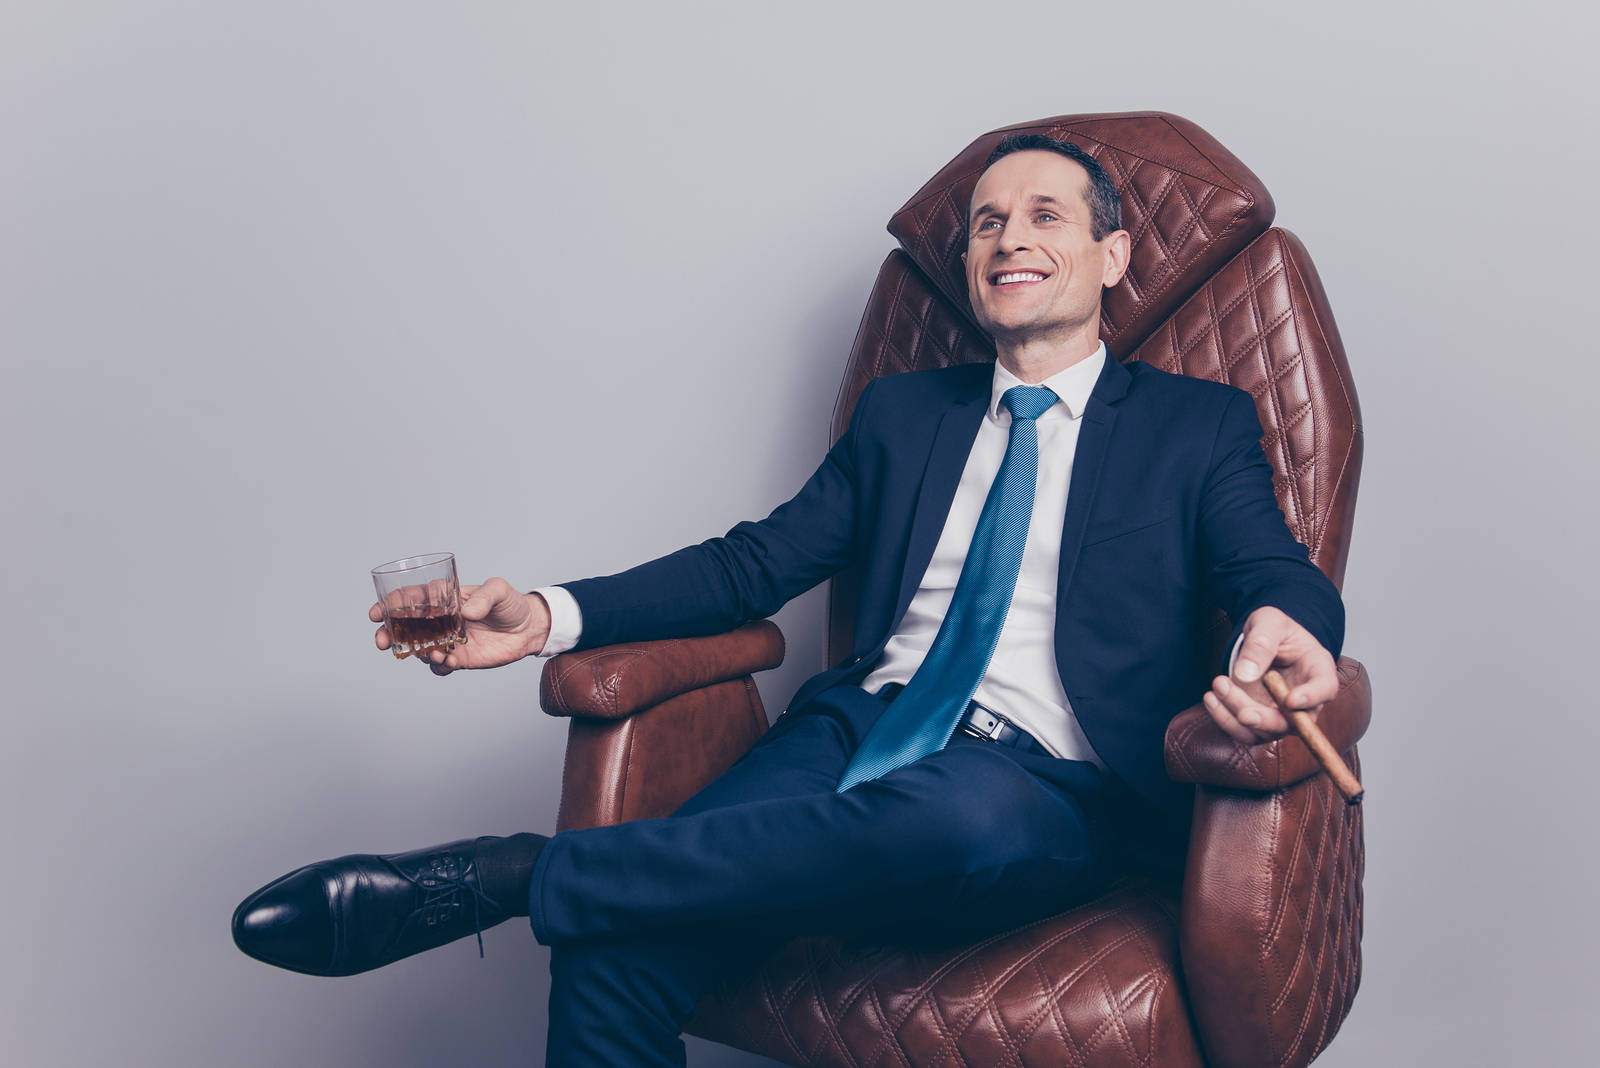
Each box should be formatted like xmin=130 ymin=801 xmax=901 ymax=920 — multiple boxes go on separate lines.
xmin=4 ymin=1 xmax=1595 ymax=1064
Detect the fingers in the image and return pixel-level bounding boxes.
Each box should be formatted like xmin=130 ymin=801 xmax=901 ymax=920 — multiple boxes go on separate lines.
xmin=370 ymin=588 xmax=416 ymax=647
xmin=1202 ymin=689 xmax=1261 ymax=745
xmin=370 ymin=588 xmax=410 ymax=621
xmin=1207 ymin=675 xmax=1288 ymax=744
xmin=1282 ymin=654 xmax=1340 ymax=709
xmin=400 ymin=647 xmax=457 ymax=674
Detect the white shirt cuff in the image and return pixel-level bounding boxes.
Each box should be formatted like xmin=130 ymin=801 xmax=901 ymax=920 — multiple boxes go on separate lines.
xmin=1227 ymin=632 xmax=1246 ymax=675
xmin=532 ymin=585 xmax=582 ymax=657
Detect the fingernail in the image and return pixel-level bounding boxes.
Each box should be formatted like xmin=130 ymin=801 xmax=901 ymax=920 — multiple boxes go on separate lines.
xmin=1216 ymin=677 xmax=1231 ymax=695
xmin=1236 ymin=659 xmax=1260 ymax=682
xmin=1240 ymin=710 xmax=1260 ymax=726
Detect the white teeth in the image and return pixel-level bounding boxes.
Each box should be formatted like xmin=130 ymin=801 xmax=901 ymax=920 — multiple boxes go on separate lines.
xmin=995 ymin=271 xmax=1046 ymax=285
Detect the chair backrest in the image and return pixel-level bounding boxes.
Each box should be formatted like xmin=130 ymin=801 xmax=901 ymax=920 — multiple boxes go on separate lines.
xmin=826 ymin=111 xmax=1363 ymax=667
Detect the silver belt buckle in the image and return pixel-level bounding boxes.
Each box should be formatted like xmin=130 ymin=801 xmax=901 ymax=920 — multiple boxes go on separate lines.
xmin=964 ymin=702 xmax=1008 ymax=742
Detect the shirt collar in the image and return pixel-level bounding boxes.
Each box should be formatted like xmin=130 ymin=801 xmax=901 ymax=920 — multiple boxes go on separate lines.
xmin=987 ymin=341 xmax=1107 ymax=423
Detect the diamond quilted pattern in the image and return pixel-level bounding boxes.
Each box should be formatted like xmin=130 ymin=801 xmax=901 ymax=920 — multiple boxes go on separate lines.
xmin=686 ymin=880 xmax=1204 ymax=1067
xmin=830 ymin=250 xmax=994 ymax=444
xmin=1180 ymin=758 xmax=1365 ymax=1068
xmin=1272 ymin=757 xmax=1365 ymax=1063
xmin=887 ymin=112 xmax=1274 ymax=358
xmin=1129 ymin=227 xmax=1362 ymax=587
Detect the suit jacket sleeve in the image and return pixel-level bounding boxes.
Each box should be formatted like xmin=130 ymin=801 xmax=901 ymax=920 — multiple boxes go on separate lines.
xmin=558 ymin=380 xmax=878 ymax=651
xmin=1200 ymin=388 xmax=1345 ymax=674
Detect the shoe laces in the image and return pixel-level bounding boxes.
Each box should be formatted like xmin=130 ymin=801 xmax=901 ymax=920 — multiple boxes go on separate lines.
xmin=378 ymin=840 xmax=503 ymax=958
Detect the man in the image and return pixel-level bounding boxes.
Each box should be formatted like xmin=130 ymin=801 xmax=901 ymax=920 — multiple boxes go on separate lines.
xmin=233 ymin=135 xmax=1343 ymax=1065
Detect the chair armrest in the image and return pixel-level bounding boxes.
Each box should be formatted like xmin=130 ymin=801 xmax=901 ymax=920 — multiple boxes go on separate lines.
xmin=1178 ymin=753 xmax=1366 ymax=1068
xmin=1164 ymin=656 xmax=1370 ymax=790
xmin=540 ymin=620 xmax=786 ymax=720
xmin=1173 ymin=656 xmax=1371 ymax=1067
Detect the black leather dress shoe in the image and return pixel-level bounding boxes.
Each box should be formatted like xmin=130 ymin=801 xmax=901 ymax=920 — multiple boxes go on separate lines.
xmin=232 ymin=837 xmax=511 ymax=977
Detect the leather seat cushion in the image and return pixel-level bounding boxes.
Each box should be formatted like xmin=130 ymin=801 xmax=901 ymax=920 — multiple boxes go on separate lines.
xmin=686 ymin=878 xmax=1204 ymax=1068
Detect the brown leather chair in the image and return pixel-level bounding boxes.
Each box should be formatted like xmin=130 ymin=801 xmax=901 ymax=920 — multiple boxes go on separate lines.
xmin=539 ymin=112 xmax=1369 ymax=1068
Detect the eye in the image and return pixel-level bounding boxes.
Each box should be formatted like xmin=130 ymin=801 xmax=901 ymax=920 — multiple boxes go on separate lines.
xmin=1037 ymin=212 xmax=1058 ymax=223
xmin=978 ymin=218 xmax=1002 ymax=231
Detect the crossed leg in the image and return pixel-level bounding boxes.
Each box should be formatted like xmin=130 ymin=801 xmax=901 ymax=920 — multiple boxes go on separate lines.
xmin=541 ymin=686 xmax=1113 ymax=1066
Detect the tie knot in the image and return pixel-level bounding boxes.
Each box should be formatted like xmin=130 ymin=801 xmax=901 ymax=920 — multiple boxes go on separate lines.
xmin=1001 ymin=385 xmax=1058 ymax=422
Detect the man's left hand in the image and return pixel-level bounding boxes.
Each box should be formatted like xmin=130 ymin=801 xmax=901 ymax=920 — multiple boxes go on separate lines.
xmin=1203 ymin=606 xmax=1339 ymax=745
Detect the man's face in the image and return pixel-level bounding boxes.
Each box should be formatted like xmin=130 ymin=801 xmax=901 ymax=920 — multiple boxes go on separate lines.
xmin=963 ymin=150 xmax=1128 ymax=345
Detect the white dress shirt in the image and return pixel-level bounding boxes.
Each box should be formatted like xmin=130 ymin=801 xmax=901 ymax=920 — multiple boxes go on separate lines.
xmin=857 ymin=346 xmax=1108 ymax=766
xmin=534 ymin=343 xmax=1245 ymax=757
xmin=535 ymin=583 xmax=584 ymax=656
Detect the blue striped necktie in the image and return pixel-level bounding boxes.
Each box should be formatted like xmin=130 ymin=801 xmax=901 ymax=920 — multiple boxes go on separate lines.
xmin=836 ymin=384 xmax=1059 ymax=793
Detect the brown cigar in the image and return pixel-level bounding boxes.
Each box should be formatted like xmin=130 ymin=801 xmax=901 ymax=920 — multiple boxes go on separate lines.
xmin=1261 ymin=669 xmax=1364 ymax=805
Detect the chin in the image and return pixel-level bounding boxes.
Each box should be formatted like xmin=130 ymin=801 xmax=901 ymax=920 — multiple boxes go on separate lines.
xmin=970 ymin=305 xmax=1017 ymax=333
xmin=983 ymin=316 xmax=1039 ymax=342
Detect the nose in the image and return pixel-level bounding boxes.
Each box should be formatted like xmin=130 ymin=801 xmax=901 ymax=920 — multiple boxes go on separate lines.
xmin=997 ymin=217 xmax=1031 ymax=254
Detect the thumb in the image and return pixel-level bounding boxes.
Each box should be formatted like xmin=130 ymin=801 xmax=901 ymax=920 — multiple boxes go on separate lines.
xmin=1234 ymin=609 xmax=1287 ymax=683
xmin=461 ymin=577 xmax=513 ymax=621
xmin=460 ymin=584 xmax=495 ymax=620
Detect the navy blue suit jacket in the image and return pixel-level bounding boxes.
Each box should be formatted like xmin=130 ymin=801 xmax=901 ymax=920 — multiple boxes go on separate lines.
xmin=563 ymin=355 xmax=1344 ymax=827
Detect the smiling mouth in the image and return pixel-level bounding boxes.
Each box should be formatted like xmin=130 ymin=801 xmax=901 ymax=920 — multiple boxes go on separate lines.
xmin=991 ymin=270 xmax=1048 ymax=286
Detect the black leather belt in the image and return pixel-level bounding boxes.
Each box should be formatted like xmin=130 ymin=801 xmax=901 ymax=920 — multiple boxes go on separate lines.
xmin=957 ymin=701 xmax=1051 ymax=756
xmin=873 ymin=684 xmax=1050 ymax=757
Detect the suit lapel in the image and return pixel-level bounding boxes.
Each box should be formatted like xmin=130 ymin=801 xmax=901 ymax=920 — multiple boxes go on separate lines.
xmin=879 ymin=354 xmax=1132 ymax=645
xmin=1055 ymin=354 xmax=1132 ymax=608
xmin=890 ymin=385 xmax=987 ymax=628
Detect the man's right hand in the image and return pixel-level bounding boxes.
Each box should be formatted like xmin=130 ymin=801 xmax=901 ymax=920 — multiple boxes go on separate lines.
xmin=370 ymin=577 xmax=551 ymax=676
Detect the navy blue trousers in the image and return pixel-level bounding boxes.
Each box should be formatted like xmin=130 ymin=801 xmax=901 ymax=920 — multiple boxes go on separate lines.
xmin=528 ymin=684 xmax=1118 ymax=1066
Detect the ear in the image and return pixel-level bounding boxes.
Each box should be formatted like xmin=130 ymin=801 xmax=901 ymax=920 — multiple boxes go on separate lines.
xmin=960 ymin=251 xmax=967 ymax=265
xmin=1101 ymin=229 xmax=1131 ymax=288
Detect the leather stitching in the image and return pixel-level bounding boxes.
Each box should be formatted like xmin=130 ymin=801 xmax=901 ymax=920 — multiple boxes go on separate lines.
xmin=1239 ymin=244 xmax=1306 ymax=542
xmin=869 ymin=906 xmax=1167 ymax=1061
xmin=1285 ymin=245 xmax=1359 ymax=574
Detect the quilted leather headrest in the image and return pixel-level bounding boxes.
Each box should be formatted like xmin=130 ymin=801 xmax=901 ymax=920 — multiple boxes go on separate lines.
xmin=888 ymin=111 xmax=1276 ymax=356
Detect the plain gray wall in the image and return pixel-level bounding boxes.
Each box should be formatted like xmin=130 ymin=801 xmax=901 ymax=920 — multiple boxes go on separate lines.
xmin=5 ymin=1 xmax=1596 ymax=1064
